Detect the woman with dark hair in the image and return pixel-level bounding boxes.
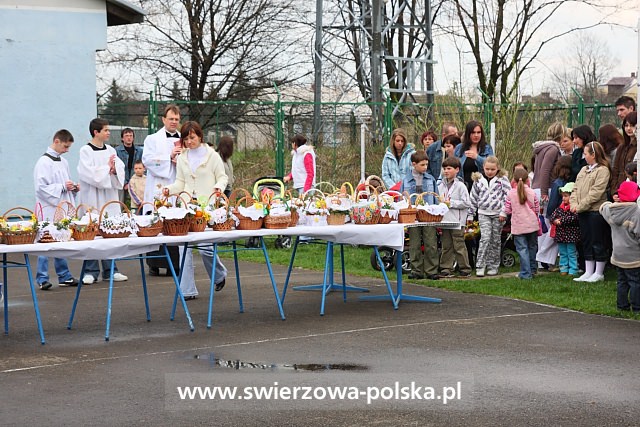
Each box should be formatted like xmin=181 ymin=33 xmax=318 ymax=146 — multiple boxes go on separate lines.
xmin=611 ymin=112 xmax=637 ymax=201
xmin=570 ymin=125 xmax=597 ymax=182
xmin=284 ymin=134 xmax=316 ymax=194
xmin=598 ymin=123 xmax=623 ymax=165
xmin=381 ymin=128 xmax=415 ymax=190
xmin=217 ymin=135 xmax=235 ymax=197
xmin=571 ymin=141 xmax=611 ymax=282
xmin=420 ymin=130 xmax=438 ymax=150
xmin=454 ymin=120 xmax=494 ymax=191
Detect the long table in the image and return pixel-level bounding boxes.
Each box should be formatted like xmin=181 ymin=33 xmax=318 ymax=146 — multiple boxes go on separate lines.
xmin=0 ymin=222 xmax=426 ymax=343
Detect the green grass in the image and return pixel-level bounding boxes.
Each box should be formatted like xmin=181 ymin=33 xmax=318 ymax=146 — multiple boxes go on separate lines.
xmin=218 ymin=237 xmax=640 ymax=320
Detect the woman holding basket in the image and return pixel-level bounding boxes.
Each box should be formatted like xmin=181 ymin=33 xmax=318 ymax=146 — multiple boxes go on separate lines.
xmin=163 ymin=121 xmax=228 ymax=299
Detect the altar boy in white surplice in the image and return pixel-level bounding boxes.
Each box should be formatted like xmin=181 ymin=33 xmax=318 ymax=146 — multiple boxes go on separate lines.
xmin=76 ymin=118 xmax=127 ymax=284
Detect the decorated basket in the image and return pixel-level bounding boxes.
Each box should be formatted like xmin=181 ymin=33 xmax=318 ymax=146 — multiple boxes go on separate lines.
xmin=231 ymin=189 xmax=265 ymax=230
xmin=99 ymin=200 xmax=137 ymax=238
xmin=301 ymin=189 xmax=329 ymax=227
xmin=134 ymin=202 xmax=163 ymax=237
xmin=206 ymin=192 xmax=237 ymax=231
xmin=0 ymin=207 xmax=38 ymax=245
xmin=284 ymin=190 xmax=302 ymax=227
xmin=415 ymin=192 xmax=449 ymax=223
xmin=325 ymin=189 xmax=352 ymax=226
xmin=397 ymin=191 xmax=417 ymax=224
xmin=35 ymin=201 xmax=74 ymax=243
xmin=351 ymin=185 xmax=381 ymax=225
xmin=70 ymin=204 xmax=99 ymax=241
xmin=378 ymin=191 xmax=403 ymax=224
xmin=157 ymin=193 xmax=192 ymax=236
xmin=260 ymin=188 xmax=291 ymax=229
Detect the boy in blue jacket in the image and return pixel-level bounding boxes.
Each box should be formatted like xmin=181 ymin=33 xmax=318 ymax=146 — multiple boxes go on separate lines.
xmin=401 ymin=150 xmax=439 ymax=280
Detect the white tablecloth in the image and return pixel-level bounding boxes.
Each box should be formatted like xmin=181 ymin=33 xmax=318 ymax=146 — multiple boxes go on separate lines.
xmin=0 ymin=223 xmax=413 ymax=259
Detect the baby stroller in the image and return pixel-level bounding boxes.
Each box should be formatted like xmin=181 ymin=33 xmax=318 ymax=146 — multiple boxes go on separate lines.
xmin=245 ymin=176 xmax=292 ymax=249
xmin=500 ymin=221 xmax=517 ymax=267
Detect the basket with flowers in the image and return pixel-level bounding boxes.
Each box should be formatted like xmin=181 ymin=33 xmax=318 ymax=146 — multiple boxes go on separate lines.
xmin=35 ymin=201 xmax=74 ymax=243
xmin=185 ymin=192 xmax=210 ymax=232
xmin=99 ymin=200 xmax=138 ymax=238
xmin=205 ymin=193 xmax=238 ymax=231
xmin=414 ymin=192 xmax=449 ymax=223
xmin=0 ymin=207 xmax=38 ymax=245
xmin=284 ymin=190 xmax=303 ymax=227
xmin=351 ymin=185 xmax=381 ymax=225
xmin=230 ymin=188 xmax=265 ymax=230
xmin=378 ymin=190 xmax=403 ymax=224
xmin=69 ymin=204 xmax=99 ymax=241
xmin=301 ymin=189 xmax=329 ymax=226
xmin=325 ymin=190 xmax=352 ymax=226
xmin=261 ymin=188 xmax=292 ymax=229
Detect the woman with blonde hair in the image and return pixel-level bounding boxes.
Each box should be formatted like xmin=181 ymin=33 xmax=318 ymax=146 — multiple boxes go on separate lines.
xmin=571 ymin=141 xmax=611 ymax=282
xmin=381 ymin=128 xmax=415 ymax=190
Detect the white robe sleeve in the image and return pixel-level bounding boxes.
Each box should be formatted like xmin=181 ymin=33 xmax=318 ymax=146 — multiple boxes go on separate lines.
xmin=77 ymin=146 xmax=116 ymax=190
xmin=34 ymin=157 xmax=65 ymax=208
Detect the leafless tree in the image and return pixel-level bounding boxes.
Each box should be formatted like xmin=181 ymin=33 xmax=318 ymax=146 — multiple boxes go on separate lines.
xmin=549 ymin=33 xmax=617 ymax=103
xmin=439 ymin=0 xmax=621 ymax=104
xmin=99 ymin=0 xmax=311 ymax=125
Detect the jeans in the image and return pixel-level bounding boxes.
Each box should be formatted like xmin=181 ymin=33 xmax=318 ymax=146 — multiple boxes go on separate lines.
xmin=557 ymin=243 xmax=579 ymax=275
xmin=84 ymin=260 xmax=120 ymax=280
xmin=36 ymin=256 xmax=74 ymax=284
xmin=514 ymin=232 xmax=538 ymax=279
xmin=617 ymin=267 xmax=640 ymax=312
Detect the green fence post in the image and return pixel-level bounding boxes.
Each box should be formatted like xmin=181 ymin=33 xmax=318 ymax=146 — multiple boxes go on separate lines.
xmin=148 ymin=91 xmax=156 ymax=134
xmin=593 ymin=101 xmax=601 ymax=131
xmin=571 ymin=88 xmax=584 ymax=124
xmin=477 ymin=87 xmax=492 ymax=130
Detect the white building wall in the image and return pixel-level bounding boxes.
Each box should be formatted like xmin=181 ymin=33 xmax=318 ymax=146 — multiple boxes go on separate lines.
xmin=0 ymin=2 xmax=106 ymax=213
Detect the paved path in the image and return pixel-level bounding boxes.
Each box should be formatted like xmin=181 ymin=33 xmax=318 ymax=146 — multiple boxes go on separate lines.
xmin=1 ymin=256 xmax=638 ymax=426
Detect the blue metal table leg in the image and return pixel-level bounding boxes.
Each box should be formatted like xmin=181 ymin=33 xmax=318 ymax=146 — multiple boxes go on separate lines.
xmin=206 ymin=244 xmax=218 ymax=329
xmin=232 ymin=241 xmax=244 ymax=313
xmin=165 ymin=244 xmax=193 ymax=331
xmin=293 ymin=242 xmax=369 ymax=293
xmin=359 ymin=246 xmax=399 ymax=309
xmin=280 ymin=236 xmax=300 ymax=302
xmin=67 ymin=261 xmax=87 ymax=329
xmin=23 ymin=255 xmax=45 ymax=344
xmin=319 ymin=242 xmax=333 ymax=316
xmin=140 ymin=257 xmax=151 ymax=321
xmin=171 ymin=243 xmax=189 ymax=321
xmin=261 ymin=237 xmax=286 ymax=320
xmin=104 ymin=259 xmax=116 ymax=341
xmin=340 ymin=244 xmax=347 ymax=302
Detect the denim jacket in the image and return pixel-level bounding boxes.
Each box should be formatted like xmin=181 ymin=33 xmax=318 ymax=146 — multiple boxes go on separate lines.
xmin=400 ymin=168 xmax=437 ymax=205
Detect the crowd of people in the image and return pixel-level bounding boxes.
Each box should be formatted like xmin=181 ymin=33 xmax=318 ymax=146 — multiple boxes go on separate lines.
xmin=23 ymin=96 xmax=640 ymax=313
xmin=380 ymin=95 xmax=640 ymax=313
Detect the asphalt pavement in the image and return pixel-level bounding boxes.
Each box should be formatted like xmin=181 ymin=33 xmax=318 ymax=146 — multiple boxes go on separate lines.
xmin=1 ymin=253 xmax=639 ymax=426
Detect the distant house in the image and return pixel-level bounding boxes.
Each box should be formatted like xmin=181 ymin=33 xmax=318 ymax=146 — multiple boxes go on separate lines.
xmin=599 ymin=73 xmax=638 ymax=100
xmin=0 ymin=1 xmax=144 ymax=213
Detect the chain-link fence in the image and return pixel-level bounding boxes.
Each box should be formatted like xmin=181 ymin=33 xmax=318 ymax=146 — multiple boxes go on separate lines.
xmin=98 ymin=96 xmax=616 ymax=189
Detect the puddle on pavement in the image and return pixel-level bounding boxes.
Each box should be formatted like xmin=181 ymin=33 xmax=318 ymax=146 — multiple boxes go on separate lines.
xmin=190 ymin=354 xmax=368 ymax=372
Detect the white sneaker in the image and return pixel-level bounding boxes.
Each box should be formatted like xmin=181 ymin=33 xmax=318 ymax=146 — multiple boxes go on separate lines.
xmin=82 ymin=275 xmax=95 ymax=285
xmin=585 ymin=273 xmax=604 ymax=282
xmin=476 ymin=267 xmax=485 ymax=277
xmin=111 ymin=273 xmax=128 ymax=282
xmin=573 ymin=272 xmax=593 ymax=282
xmin=487 ymin=268 xmax=498 ymax=276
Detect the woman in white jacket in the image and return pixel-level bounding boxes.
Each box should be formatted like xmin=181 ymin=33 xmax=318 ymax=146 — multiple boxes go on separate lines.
xmin=163 ymin=121 xmax=228 ymax=299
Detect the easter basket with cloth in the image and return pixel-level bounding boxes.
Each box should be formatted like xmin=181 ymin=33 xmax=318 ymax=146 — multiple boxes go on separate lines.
xmin=0 ymin=207 xmax=38 ymax=245
xmin=133 ymin=202 xmax=163 ymax=237
xmin=396 ymin=191 xmax=417 ymax=223
xmin=378 ymin=190 xmax=404 ymax=224
xmin=351 ymin=185 xmax=381 ymax=225
xmin=261 ymin=188 xmax=292 ymax=229
xmin=230 ymin=188 xmax=265 ymax=230
xmin=284 ymin=190 xmax=303 ymax=227
xmin=301 ymin=189 xmax=329 ymax=226
xmin=325 ymin=187 xmax=353 ymax=226
xmin=35 ymin=201 xmax=74 ymax=243
xmin=415 ymin=192 xmax=449 ymax=223
xmin=70 ymin=204 xmax=99 ymax=241
xmin=206 ymin=192 xmax=237 ymax=231
xmin=99 ymin=200 xmax=137 ymax=238
xmin=157 ymin=192 xmax=193 ymax=236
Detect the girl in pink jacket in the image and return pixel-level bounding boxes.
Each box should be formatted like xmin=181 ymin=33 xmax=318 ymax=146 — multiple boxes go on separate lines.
xmin=500 ymin=168 xmax=540 ymax=279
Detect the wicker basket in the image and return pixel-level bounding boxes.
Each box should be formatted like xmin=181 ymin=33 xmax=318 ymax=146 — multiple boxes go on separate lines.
xmin=233 ymin=189 xmax=264 ymax=230
xmin=99 ymin=201 xmax=133 ymax=238
xmin=1 ymin=207 xmax=37 ymax=245
xmin=352 ymin=185 xmax=381 ymax=225
xmin=35 ymin=201 xmax=75 ymax=243
xmin=264 ymin=213 xmax=291 ymax=229
xmin=378 ymin=212 xmax=395 ymax=224
xmin=71 ymin=204 xmax=99 ymax=241
xmin=206 ymin=193 xmax=235 ymax=231
xmin=190 ymin=216 xmax=207 ymax=232
xmin=327 ymin=212 xmax=348 ymax=225
xmin=398 ymin=208 xmax=417 ymax=223
xmin=135 ymin=202 xmax=163 ymax=237
xmin=415 ymin=192 xmax=445 ymax=223
xmin=289 ymin=209 xmax=300 ymax=227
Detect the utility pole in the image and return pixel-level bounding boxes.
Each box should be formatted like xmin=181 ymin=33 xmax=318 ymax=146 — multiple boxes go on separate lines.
xmin=312 ymin=0 xmax=323 ymax=145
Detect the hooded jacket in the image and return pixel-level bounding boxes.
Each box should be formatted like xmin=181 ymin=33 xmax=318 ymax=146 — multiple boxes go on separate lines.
xmin=531 ymin=140 xmax=561 ymax=197
xmin=381 ymin=143 xmax=415 ymax=189
xmin=470 ymin=170 xmax=511 ymax=216
xmin=599 ymin=201 xmax=640 ymax=269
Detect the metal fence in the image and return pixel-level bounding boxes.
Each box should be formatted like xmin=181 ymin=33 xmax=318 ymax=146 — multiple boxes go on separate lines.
xmin=98 ymin=95 xmax=616 ymax=188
